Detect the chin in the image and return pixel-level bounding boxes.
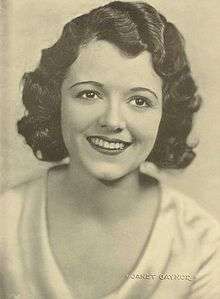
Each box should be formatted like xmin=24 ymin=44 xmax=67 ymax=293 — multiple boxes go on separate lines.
xmin=86 ymin=162 xmax=132 ymax=182
xmin=93 ymin=169 xmax=126 ymax=182
xmin=98 ymin=173 xmax=120 ymax=182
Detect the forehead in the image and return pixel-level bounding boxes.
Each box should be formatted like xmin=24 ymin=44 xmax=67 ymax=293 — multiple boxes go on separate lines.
xmin=64 ymin=40 xmax=162 ymax=91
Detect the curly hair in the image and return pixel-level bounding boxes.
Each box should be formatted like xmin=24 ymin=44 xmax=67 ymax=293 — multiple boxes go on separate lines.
xmin=17 ymin=1 xmax=201 ymax=169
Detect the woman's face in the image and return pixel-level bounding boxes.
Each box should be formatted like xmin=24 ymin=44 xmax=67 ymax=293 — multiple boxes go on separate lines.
xmin=61 ymin=40 xmax=162 ymax=181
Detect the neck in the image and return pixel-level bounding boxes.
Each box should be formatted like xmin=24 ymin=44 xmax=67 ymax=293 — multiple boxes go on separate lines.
xmin=56 ymin=162 xmax=158 ymax=222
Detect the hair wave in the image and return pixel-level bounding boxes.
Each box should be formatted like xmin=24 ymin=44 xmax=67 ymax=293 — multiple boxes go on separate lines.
xmin=17 ymin=1 xmax=201 ymax=168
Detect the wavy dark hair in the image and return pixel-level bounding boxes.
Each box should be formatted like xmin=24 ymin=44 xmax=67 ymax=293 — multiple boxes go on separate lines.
xmin=17 ymin=1 xmax=201 ymax=169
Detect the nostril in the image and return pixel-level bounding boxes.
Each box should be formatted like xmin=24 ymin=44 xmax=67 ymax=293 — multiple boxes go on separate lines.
xmin=98 ymin=103 xmax=126 ymax=132
xmin=113 ymin=127 xmax=123 ymax=133
xmin=98 ymin=116 xmax=125 ymax=132
xmin=99 ymin=123 xmax=123 ymax=133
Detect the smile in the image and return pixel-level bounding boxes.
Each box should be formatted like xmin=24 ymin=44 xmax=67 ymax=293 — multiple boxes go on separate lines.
xmin=87 ymin=136 xmax=132 ymax=155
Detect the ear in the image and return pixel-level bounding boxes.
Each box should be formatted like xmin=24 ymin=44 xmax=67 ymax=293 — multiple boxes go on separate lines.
xmin=139 ymin=161 xmax=168 ymax=182
xmin=139 ymin=161 xmax=160 ymax=177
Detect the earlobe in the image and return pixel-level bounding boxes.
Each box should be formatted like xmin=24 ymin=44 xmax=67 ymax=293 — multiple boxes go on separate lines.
xmin=139 ymin=161 xmax=161 ymax=179
xmin=36 ymin=150 xmax=43 ymax=160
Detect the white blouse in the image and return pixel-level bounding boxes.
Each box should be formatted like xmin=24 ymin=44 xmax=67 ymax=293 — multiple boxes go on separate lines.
xmin=0 ymin=172 xmax=220 ymax=299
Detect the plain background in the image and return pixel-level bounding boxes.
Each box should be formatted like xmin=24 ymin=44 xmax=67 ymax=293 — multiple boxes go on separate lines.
xmin=0 ymin=0 xmax=220 ymax=222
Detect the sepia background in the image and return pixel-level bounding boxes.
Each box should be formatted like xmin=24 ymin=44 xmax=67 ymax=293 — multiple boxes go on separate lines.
xmin=0 ymin=0 xmax=220 ymax=222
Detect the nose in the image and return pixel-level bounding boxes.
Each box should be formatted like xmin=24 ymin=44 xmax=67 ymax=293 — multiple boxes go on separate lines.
xmin=98 ymin=100 xmax=126 ymax=132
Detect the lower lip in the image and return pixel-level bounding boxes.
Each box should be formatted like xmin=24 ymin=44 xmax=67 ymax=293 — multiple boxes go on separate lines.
xmin=87 ymin=139 xmax=131 ymax=156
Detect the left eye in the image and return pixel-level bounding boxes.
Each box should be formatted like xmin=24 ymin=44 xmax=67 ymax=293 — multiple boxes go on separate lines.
xmin=128 ymin=96 xmax=152 ymax=108
xmin=77 ymin=90 xmax=101 ymax=100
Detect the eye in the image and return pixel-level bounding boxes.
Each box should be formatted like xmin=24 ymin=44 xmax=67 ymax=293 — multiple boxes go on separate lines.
xmin=128 ymin=96 xmax=153 ymax=109
xmin=76 ymin=90 xmax=102 ymax=101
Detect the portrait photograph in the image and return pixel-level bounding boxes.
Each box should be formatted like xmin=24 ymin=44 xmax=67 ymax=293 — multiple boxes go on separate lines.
xmin=0 ymin=1 xmax=220 ymax=298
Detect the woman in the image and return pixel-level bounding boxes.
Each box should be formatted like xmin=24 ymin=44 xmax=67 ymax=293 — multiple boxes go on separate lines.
xmin=1 ymin=1 xmax=220 ymax=298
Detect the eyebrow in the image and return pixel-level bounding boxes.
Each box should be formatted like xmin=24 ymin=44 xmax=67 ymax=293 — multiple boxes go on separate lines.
xmin=129 ymin=87 xmax=158 ymax=100
xmin=69 ymin=81 xmax=104 ymax=89
xmin=69 ymin=81 xmax=158 ymax=99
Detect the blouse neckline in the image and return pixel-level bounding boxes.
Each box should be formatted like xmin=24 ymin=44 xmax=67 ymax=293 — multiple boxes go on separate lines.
xmin=40 ymin=168 xmax=173 ymax=298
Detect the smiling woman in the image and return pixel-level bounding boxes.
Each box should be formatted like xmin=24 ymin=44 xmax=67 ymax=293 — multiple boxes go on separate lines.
xmin=1 ymin=1 xmax=220 ymax=299
xmin=61 ymin=40 xmax=162 ymax=181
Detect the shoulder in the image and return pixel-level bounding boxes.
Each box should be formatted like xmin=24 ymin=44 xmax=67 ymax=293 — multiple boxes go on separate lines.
xmin=0 ymin=175 xmax=46 ymax=228
xmin=161 ymin=186 xmax=220 ymax=295
xmin=0 ymin=175 xmax=45 ymax=205
xmin=161 ymin=184 xmax=220 ymax=249
xmin=162 ymin=185 xmax=220 ymax=233
xmin=164 ymin=188 xmax=220 ymax=298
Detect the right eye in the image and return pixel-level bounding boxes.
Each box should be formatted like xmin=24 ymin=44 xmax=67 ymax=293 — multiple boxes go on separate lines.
xmin=76 ymin=90 xmax=102 ymax=101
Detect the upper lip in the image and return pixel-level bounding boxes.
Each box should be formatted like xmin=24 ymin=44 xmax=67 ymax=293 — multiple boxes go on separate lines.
xmin=87 ymin=135 xmax=132 ymax=145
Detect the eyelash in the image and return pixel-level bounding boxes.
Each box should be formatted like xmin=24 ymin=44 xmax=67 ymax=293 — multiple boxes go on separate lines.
xmin=75 ymin=90 xmax=153 ymax=109
xmin=128 ymin=96 xmax=153 ymax=109
xmin=76 ymin=90 xmax=102 ymax=100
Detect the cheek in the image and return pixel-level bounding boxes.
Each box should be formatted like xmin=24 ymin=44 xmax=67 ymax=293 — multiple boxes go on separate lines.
xmin=127 ymin=111 xmax=162 ymax=143
xmin=61 ymin=101 xmax=98 ymax=133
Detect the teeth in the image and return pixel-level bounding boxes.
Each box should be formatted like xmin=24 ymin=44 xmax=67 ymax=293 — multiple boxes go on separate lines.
xmin=110 ymin=143 xmax=115 ymax=149
xmin=103 ymin=141 xmax=109 ymax=148
xmin=90 ymin=137 xmax=127 ymax=150
xmin=119 ymin=144 xmax=124 ymax=149
xmin=94 ymin=138 xmax=99 ymax=145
